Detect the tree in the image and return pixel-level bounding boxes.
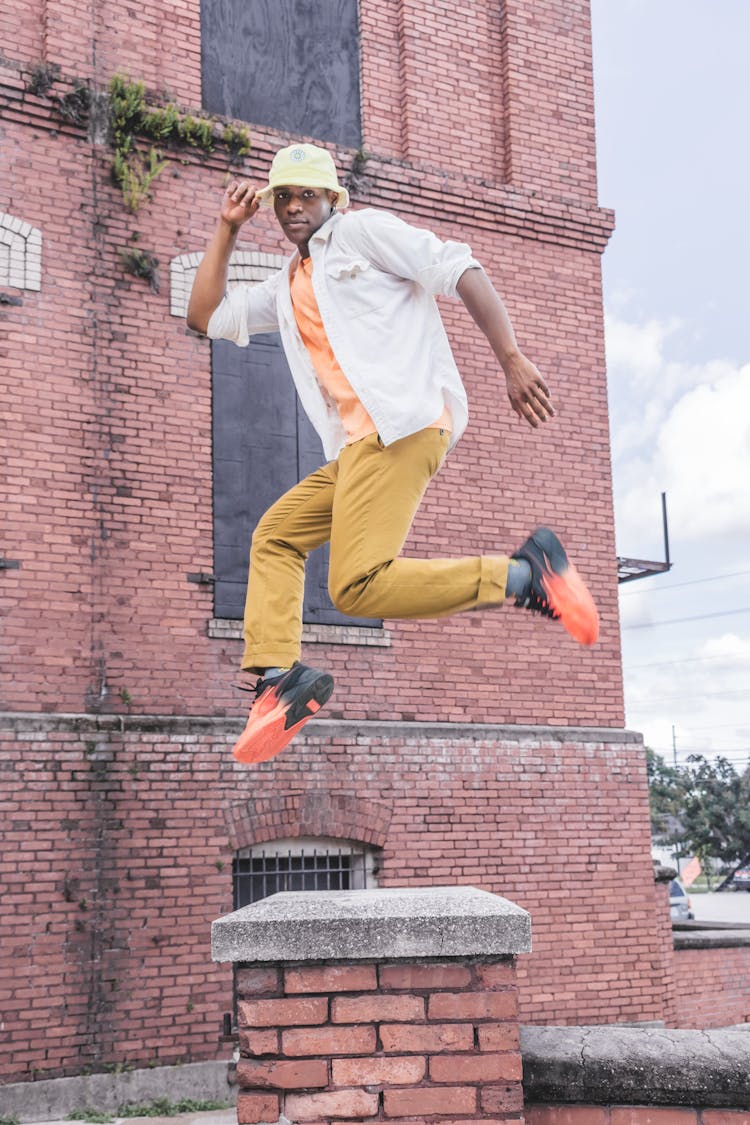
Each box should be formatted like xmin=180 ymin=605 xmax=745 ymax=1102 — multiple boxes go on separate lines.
xmin=645 ymin=747 xmax=687 ymax=847
xmin=679 ymin=755 xmax=750 ymax=886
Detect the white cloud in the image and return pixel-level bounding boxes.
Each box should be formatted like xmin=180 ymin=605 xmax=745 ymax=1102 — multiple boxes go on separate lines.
xmin=606 ymin=313 xmax=750 ymax=548
xmin=622 ymin=631 xmax=750 ymax=760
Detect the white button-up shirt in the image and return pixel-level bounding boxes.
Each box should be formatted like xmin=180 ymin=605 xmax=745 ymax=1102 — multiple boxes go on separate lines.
xmin=207 ymin=208 xmax=482 ymax=461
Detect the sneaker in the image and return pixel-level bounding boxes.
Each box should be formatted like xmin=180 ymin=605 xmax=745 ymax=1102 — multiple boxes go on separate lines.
xmin=511 ymin=527 xmax=599 ymax=646
xmin=232 ymin=663 xmax=334 ymax=764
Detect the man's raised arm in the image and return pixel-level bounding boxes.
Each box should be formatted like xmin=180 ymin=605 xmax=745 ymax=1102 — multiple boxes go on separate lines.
xmin=187 ymin=180 xmax=260 ymax=335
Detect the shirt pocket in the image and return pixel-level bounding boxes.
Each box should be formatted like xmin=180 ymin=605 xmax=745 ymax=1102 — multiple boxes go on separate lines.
xmin=327 ymin=255 xmax=372 ymax=281
xmin=324 ymin=256 xmax=404 ymax=322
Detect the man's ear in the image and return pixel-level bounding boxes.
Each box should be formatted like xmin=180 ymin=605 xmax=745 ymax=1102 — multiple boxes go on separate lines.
xmin=328 ymin=191 xmax=339 ymax=210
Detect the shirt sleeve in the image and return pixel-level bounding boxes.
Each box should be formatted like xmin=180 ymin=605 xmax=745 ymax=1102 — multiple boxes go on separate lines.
xmin=206 ymin=274 xmax=281 ymax=347
xmin=352 ymin=209 xmax=484 ymax=299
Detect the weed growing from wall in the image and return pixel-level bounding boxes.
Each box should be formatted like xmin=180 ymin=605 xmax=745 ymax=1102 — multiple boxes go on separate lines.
xmin=108 ymin=75 xmax=250 ymax=212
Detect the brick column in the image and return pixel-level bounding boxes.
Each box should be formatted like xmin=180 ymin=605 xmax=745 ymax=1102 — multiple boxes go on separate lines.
xmin=211 ymin=886 xmax=531 ymax=1124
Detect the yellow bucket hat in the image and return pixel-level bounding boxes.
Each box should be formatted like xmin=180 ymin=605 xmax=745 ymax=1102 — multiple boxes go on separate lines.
xmin=255 ymin=143 xmax=350 ymax=210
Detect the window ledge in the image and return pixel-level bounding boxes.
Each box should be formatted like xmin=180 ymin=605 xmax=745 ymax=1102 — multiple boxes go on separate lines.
xmin=208 ymin=618 xmax=392 ymax=647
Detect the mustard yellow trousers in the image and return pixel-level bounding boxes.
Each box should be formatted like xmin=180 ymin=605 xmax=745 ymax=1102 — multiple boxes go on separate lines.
xmin=242 ymin=427 xmax=509 ymax=672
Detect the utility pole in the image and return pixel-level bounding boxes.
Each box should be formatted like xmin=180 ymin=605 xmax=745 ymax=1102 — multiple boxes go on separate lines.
xmin=672 ymin=725 xmax=678 ymax=768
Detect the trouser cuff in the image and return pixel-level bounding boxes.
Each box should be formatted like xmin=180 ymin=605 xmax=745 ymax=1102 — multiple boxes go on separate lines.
xmin=241 ymin=649 xmax=301 ymax=675
xmin=477 ymin=555 xmax=509 ymax=608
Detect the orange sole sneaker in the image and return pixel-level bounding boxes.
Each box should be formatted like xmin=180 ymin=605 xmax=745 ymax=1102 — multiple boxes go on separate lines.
xmin=511 ymin=526 xmax=599 ymax=646
xmin=232 ymin=664 xmax=334 ymax=764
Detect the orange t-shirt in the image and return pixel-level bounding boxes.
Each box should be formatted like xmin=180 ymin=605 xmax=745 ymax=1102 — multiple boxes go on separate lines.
xmin=290 ymin=256 xmax=451 ymax=443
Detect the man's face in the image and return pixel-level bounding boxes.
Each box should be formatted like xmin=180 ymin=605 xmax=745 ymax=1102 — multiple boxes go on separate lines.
xmin=273 ymin=185 xmax=338 ymax=249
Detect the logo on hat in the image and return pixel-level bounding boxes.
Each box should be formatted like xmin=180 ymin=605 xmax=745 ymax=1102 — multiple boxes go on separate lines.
xmin=289 ymin=148 xmax=307 ymax=162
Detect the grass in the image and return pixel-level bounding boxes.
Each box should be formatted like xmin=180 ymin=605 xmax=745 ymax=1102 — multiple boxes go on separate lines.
xmin=65 ymin=1099 xmax=232 ymax=1123
xmin=121 ymin=1098 xmax=232 ymax=1117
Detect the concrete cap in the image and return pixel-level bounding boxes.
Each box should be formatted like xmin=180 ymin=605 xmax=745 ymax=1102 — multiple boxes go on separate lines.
xmin=211 ymin=886 xmax=531 ymax=963
xmin=520 ymin=1024 xmax=750 ymax=1107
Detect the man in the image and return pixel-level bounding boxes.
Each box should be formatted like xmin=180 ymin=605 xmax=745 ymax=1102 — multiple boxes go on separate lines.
xmin=188 ymin=143 xmax=599 ymax=764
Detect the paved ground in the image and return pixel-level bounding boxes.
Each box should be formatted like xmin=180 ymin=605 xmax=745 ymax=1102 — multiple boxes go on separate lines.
xmin=34 ymin=1111 xmax=236 ymax=1125
xmin=689 ymin=890 xmax=750 ymax=924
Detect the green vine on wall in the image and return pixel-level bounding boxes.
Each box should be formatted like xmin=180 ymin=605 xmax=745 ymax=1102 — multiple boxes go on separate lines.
xmin=25 ymin=68 xmax=251 ymax=215
xmin=108 ymin=74 xmax=251 ymax=212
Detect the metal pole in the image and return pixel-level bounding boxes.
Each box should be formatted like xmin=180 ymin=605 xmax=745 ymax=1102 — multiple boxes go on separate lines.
xmin=661 ymin=492 xmax=671 ymax=569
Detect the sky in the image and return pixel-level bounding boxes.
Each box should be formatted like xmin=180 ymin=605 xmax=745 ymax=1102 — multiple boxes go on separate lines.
xmin=589 ymin=0 xmax=750 ymax=772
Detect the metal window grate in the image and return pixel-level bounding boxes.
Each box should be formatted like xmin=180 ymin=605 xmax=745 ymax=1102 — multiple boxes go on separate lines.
xmin=233 ymin=837 xmax=377 ymax=909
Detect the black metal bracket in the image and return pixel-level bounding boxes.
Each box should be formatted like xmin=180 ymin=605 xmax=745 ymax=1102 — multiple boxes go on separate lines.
xmin=617 ymin=492 xmax=672 ymax=584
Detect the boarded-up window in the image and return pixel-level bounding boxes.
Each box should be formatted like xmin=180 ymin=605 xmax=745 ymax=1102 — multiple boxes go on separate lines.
xmin=201 ymin=0 xmax=362 ymax=149
xmin=212 ymin=334 xmax=379 ymax=627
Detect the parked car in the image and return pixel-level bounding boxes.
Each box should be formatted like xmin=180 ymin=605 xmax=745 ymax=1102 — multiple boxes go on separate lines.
xmin=730 ymin=868 xmax=750 ymax=891
xmin=669 ymin=879 xmax=694 ymax=921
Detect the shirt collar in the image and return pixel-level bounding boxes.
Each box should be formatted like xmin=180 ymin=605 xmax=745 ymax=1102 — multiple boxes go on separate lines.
xmin=310 ymin=211 xmax=342 ymax=245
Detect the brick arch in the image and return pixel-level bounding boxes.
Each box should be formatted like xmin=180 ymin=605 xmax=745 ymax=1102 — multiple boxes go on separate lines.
xmin=0 ymin=212 xmax=42 ymax=291
xmin=225 ymin=790 xmax=392 ymax=851
xmin=169 ymin=249 xmax=286 ymax=317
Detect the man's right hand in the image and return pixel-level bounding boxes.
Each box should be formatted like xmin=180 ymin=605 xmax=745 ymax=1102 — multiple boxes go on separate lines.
xmin=221 ymin=180 xmax=262 ymax=230
xmin=187 ymin=181 xmax=261 ymax=333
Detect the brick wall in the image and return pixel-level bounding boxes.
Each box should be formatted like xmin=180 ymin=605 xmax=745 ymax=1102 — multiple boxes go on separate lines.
xmin=234 ymin=958 xmax=524 ymax=1124
xmin=673 ymin=945 xmax=750 ymax=1029
xmin=0 ymin=715 xmax=675 ymax=1082
xmin=0 ymin=113 xmax=620 ymax=722
xmin=0 ymin=0 xmax=649 ymax=1088
xmin=0 ymin=0 xmax=621 ymax=724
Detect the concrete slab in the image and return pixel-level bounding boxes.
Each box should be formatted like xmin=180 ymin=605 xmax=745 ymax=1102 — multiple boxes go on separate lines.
xmin=31 ymin=1113 xmax=235 ymax=1125
xmin=211 ymin=885 xmax=532 ymax=963
xmin=0 ymin=1061 xmax=235 ymax=1124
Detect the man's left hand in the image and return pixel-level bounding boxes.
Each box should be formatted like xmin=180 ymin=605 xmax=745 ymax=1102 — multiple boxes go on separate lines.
xmin=503 ymin=353 xmax=554 ymax=428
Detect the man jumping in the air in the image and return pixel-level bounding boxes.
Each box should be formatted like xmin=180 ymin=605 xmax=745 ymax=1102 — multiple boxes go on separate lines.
xmin=188 ymin=143 xmax=599 ymax=765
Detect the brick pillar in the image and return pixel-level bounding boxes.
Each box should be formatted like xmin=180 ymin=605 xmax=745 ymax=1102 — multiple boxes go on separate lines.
xmin=211 ymin=886 xmax=531 ymax=1124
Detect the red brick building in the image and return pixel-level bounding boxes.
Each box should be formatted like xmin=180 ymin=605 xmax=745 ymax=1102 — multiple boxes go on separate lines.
xmin=0 ymin=0 xmax=673 ymax=1087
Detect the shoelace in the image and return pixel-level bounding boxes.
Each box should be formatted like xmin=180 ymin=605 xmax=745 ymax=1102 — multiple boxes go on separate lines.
xmin=234 ymin=675 xmax=269 ymax=696
xmin=517 ymin=588 xmax=559 ymax=620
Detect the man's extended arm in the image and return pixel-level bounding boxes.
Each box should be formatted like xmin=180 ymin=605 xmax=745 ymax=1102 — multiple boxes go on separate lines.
xmin=186 ymin=181 xmax=260 ymax=335
xmin=457 ymin=267 xmax=553 ymax=428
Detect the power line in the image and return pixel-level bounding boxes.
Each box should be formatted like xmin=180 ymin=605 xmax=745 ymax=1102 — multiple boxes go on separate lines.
xmin=672 ymin=748 xmax=750 ymax=755
xmin=620 ymin=567 xmax=750 ymax=597
xmin=679 ymin=720 xmax=750 ymax=732
xmin=622 ymin=607 xmax=750 ymax=630
xmin=626 ymin=686 xmax=749 ymax=702
xmin=626 ymin=652 xmax=749 ymax=671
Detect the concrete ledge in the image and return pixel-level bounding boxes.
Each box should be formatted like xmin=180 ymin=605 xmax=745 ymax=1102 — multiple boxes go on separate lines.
xmin=520 ymin=1024 xmax=750 ymax=1108
xmin=211 ymin=886 xmax=531 ymax=963
xmin=0 ymin=1060 xmax=235 ymax=1124
xmin=0 ymin=711 xmax=642 ymax=744
xmin=674 ymin=927 xmax=750 ymax=949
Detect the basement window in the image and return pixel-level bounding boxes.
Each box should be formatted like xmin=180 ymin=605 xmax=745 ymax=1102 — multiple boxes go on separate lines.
xmin=233 ymin=836 xmax=379 ymax=909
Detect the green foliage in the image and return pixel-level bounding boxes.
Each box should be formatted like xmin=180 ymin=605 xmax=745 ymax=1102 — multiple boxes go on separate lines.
xmin=646 ymin=748 xmax=687 ymax=845
xmin=54 ymin=81 xmax=92 ymax=125
xmin=647 ymin=749 xmax=750 ymax=882
xmin=65 ymin=1112 xmax=113 ymax=1124
xmin=27 ymin=62 xmax=61 ymax=96
xmin=107 ymin=74 xmax=250 ymax=212
xmin=0 ymin=1114 xmax=21 ymax=1125
xmin=111 ymin=137 xmax=169 ymax=214
xmin=65 ymin=1097 xmax=230 ymax=1123
xmin=344 ymin=147 xmax=371 ymax=197
xmin=118 ymin=247 xmax=159 ymax=292
xmin=222 ymin=122 xmax=252 ymax=157
xmin=680 ymin=755 xmax=750 ymax=872
xmin=118 ymin=1097 xmax=232 ymax=1117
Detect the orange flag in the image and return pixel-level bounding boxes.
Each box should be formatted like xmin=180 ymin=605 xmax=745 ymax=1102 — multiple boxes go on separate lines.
xmin=681 ymin=856 xmax=702 ymax=887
